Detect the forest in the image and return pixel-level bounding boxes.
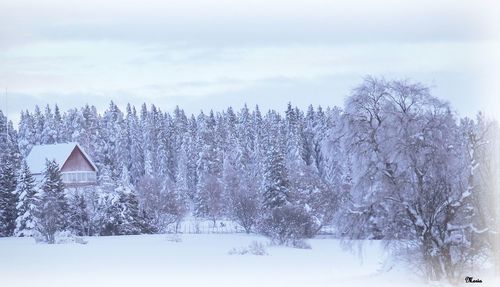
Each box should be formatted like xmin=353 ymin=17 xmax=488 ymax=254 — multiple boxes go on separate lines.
xmin=0 ymin=77 xmax=498 ymax=282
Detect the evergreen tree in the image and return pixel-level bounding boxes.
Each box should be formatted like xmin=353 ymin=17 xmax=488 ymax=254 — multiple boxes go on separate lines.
xmin=0 ymin=153 xmax=18 ymax=237
xmin=0 ymin=111 xmax=19 ymax=237
xmin=195 ymin=111 xmax=224 ymax=224
xmin=102 ymin=170 xmax=144 ymax=235
xmin=18 ymin=110 xmax=37 ymax=157
xmin=261 ymin=112 xmax=289 ymax=210
xmin=36 ymin=159 xmax=69 ymax=243
xmin=14 ymin=161 xmax=38 ymax=237
xmin=101 ymin=101 xmax=125 ymax=180
xmin=68 ymin=193 xmax=90 ymax=236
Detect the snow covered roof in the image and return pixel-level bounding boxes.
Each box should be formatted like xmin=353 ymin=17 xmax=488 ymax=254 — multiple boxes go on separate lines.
xmin=26 ymin=142 xmax=97 ymax=174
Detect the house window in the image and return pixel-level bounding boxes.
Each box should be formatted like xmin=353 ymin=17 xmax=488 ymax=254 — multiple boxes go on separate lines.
xmin=61 ymin=171 xmax=96 ymax=183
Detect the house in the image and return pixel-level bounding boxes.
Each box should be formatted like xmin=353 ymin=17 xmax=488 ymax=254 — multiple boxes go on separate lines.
xmin=26 ymin=142 xmax=98 ymax=186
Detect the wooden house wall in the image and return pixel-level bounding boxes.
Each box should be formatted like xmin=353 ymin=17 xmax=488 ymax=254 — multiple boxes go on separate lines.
xmin=60 ymin=147 xmax=96 ymax=172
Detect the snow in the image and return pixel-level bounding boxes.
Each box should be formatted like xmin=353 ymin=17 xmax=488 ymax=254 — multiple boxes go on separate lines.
xmin=26 ymin=142 xmax=78 ymax=174
xmin=0 ymin=234 xmax=459 ymax=287
xmin=25 ymin=142 xmax=97 ymax=174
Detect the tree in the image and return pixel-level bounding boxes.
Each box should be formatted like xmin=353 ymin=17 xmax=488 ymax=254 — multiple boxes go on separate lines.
xmin=341 ymin=77 xmax=490 ymax=282
xmin=195 ymin=111 xmax=224 ymax=225
xmin=101 ymin=170 xmax=145 ymax=236
xmin=14 ymin=161 xmax=38 ymax=237
xmin=289 ymin=166 xmax=343 ymax=234
xmin=223 ymin=116 xmax=260 ymax=233
xmin=0 ymin=153 xmax=18 ymax=237
xmin=136 ymin=175 xmax=187 ymax=233
xmin=0 ymin=111 xmax=19 ymax=237
xmin=261 ymin=137 xmax=289 ymax=210
xmin=259 ymin=204 xmax=317 ymax=245
xmin=228 ymin=184 xmax=259 ymax=234
xmin=195 ymin=175 xmax=224 ymax=227
xmin=68 ymin=192 xmax=90 ymax=236
xmin=36 ymin=159 xmax=69 ymax=243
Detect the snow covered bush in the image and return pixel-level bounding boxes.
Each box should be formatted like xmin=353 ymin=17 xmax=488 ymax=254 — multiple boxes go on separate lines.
xmin=166 ymin=234 xmax=182 ymax=243
xmin=54 ymin=230 xmax=88 ymax=244
xmin=248 ymin=241 xmax=268 ymax=255
xmin=290 ymin=239 xmax=311 ymax=249
xmin=228 ymin=241 xmax=268 ymax=255
xmin=259 ymin=204 xmax=317 ymax=245
xmin=34 ymin=230 xmax=88 ymax=245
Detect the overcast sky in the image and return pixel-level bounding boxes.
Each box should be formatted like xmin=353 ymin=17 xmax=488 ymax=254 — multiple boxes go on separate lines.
xmin=0 ymin=0 xmax=499 ymax=124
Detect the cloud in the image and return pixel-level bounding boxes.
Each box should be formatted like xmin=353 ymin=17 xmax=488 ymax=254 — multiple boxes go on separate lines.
xmin=1 ymin=0 xmax=499 ymax=49
xmin=0 ymin=0 xmax=498 ymax=123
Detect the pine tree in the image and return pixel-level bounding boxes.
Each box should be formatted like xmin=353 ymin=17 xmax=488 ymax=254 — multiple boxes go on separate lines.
xmin=102 ymin=170 xmax=144 ymax=235
xmin=0 ymin=153 xmax=18 ymax=237
xmin=116 ymin=189 xmax=143 ymax=235
xmin=125 ymin=104 xmax=145 ymax=184
xmin=14 ymin=161 xmax=38 ymax=237
xmin=261 ymin=111 xmax=289 ymax=210
xmin=0 ymin=111 xmax=19 ymax=237
xmin=68 ymin=193 xmax=90 ymax=236
xmin=36 ymin=159 xmax=69 ymax=243
xmin=33 ymin=105 xmax=44 ymax=145
xmin=101 ymin=101 xmax=125 ymax=180
xmin=262 ymin=144 xmax=289 ymax=209
xmin=185 ymin=115 xmax=199 ymax=200
xmin=195 ymin=111 xmax=224 ymax=224
xmin=18 ymin=110 xmax=37 ymax=157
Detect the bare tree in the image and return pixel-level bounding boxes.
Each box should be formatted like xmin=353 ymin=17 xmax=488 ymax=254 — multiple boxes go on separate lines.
xmin=341 ymin=77 xmax=493 ymax=282
xmin=195 ymin=175 xmax=224 ymax=227
xmin=136 ymin=175 xmax=188 ymax=232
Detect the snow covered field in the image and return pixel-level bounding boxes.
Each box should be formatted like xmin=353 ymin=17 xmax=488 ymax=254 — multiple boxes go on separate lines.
xmin=0 ymin=233 xmax=473 ymax=287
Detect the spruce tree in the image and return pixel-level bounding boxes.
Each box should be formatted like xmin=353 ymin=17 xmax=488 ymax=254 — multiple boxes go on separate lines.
xmin=36 ymin=159 xmax=69 ymax=243
xmin=0 ymin=153 xmax=18 ymax=237
xmin=68 ymin=193 xmax=90 ymax=236
xmin=262 ymin=144 xmax=289 ymax=209
xmin=14 ymin=161 xmax=38 ymax=237
xmin=0 ymin=112 xmax=19 ymax=237
xmin=261 ymin=112 xmax=289 ymax=210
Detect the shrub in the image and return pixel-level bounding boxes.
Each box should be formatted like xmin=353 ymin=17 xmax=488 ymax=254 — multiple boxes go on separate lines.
xmin=259 ymin=205 xmax=317 ymax=245
xmin=228 ymin=241 xmax=268 ymax=255
xmin=248 ymin=241 xmax=268 ymax=255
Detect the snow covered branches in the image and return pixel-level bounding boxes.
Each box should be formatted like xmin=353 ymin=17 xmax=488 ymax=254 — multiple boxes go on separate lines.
xmin=340 ymin=77 xmax=498 ymax=282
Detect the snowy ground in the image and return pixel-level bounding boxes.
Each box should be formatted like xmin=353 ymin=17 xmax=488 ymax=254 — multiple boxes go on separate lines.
xmin=0 ymin=234 xmax=496 ymax=287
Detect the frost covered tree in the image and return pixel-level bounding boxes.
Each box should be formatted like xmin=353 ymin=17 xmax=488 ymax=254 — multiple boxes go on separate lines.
xmin=136 ymin=175 xmax=188 ymax=233
xmin=195 ymin=111 xmax=224 ymax=225
xmin=3 ymin=78 xmax=495 ymax=274
xmin=0 ymin=153 xmax=18 ymax=237
xmin=224 ymin=147 xmax=260 ymax=233
xmin=125 ymin=104 xmax=145 ymax=184
xmin=0 ymin=111 xmax=19 ymax=237
xmin=68 ymin=192 xmax=90 ymax=236
xmin=14 ymin=161 xmax=38 ymax=237
xmin=18 ymin=110 xmax=37 ymax=157
xmin=36 ymin=159 xmax=69 ymax=243
xmin=261 ymin=112 xmax=289 ymax=210
xmin=459 ymin=114 xmax=500 ymax=276
xmin=101 ymin=170 xmax=147 ymax=236
xmin=341 ymin=77 xmax=493 ymax=282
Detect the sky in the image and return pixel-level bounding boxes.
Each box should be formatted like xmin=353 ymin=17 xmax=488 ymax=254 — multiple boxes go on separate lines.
xmin=0 ymin=0 xmax=499 ymax=124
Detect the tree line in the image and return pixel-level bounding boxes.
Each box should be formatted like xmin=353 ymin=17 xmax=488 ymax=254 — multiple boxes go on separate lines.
xmin=0 ymin=77 xmax=498 ymax=282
